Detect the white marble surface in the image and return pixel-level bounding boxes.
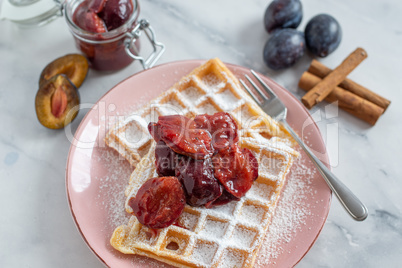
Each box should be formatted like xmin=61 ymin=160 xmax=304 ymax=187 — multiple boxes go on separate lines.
xmin=1 ymin=0 xmax=402 ymax=267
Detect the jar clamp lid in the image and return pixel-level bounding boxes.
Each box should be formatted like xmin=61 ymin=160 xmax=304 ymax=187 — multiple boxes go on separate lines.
xmin=125 ymin=19 xmax=165 ymax=69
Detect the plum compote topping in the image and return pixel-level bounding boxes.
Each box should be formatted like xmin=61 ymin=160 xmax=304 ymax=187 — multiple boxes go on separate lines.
xmin=73 ymin=0 xmax=133 ymax=33
xmin=213 ymin=146 xmax=259 ymax=199
xmin=98 ymin=0 xmax=133 ymax=31
xmin=136 ymin=112 xmax=259 ymax=228
xmin=87 ymin=0 xmax=107 ymax=13
xmin=155 ymin=140 xmax=179 ymax=177
xmin=128 ymin=176 xmax=185 ymax=229
xmin=176 ymin=157 xmax=223 ymax=207
xmin=194 ymin=112 xmax=239 ymax=153
xmin=149 ymin=115 xmax=213 ymax=160
xmin=73 ymin=7 xmax=107 ymax=33
xmin=207 ymin=189 xmax=240 ymax=208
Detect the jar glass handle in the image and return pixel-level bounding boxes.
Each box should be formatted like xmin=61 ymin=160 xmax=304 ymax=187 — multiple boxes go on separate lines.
xmin=125 ymin=19 xmax=165 ymax=70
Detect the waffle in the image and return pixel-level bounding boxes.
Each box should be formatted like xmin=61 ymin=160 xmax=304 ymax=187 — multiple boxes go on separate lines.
xmin=111 ymin=137 xmax=297 ymax=268
xmin=108 ymin=58 xmax=300 ymax=267
xmin=105 ymin=58 xmax=295 ymax=168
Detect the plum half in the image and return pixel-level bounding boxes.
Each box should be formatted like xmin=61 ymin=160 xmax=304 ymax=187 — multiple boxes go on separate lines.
xmin=39 ymin=54 xmax=89 ymax=89
xmin=35 ymin=74 xmax=80 ymax=129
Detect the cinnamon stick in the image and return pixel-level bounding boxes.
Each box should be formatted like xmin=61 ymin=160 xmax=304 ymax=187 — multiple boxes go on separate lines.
xmin=301 ymin=48 xmax=368 ymax=109
xmin=299 ymin=72 xmax=384 ymax=125
xmin=308 ymin=59 xmax=390 ymax=111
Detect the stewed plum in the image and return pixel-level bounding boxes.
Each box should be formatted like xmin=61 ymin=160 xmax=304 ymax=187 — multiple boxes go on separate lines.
xmin=194 ymin=112 xmax=238 ymax=153
xmin=148 ymin=122 xmax=162 ymax=142
xmin=263 ymin=28 xmax=305 ymax=70
xmin=87 ymin=0 xmax=107 ymax=13
xmin=73 ymin=4 xmax=107 ymax=33
xmin=305 ymin=14 xmax=342 ymax=57
xmin=98 ymin=0 xmax=133 ymax=31
xmin=175 ymin=157 xmax=223 ymax=207
xmin=207 ymin=190 xmax=239 ymax=208
xmin=213 ymin=146 xmax=258 ymax=199
xmin=264 ymin=0 xmax=303 ymax=33
xmin=128 ymin=176 xmax=185 ymax=229
xmin=149 ymin=115 xmax=213 ymax=160
xmin=148 ymin=112 xmax=259 ymax=212
xmin=73 ymin=0 xmax=133 ymax=33
xmin=155 ymin=140 xmax=179 ymax=177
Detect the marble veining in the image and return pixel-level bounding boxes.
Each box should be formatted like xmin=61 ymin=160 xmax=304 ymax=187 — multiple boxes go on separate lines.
xmin=1 ymin=0 xmax=402 ymax=267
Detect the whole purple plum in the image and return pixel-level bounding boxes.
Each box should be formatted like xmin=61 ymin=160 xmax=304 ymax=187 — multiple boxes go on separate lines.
xmin=304 ymin=14 xmax=342 ymax=57
xmin=263 ymin=28 xmax=305 ymax=70
xmin=264 ymin=0 xmax=303 ymax=33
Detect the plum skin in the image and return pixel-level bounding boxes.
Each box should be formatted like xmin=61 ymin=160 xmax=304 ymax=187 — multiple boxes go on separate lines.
xmin=39 ymin=54 xmax=89 ymax=89
xmin=175 ymin=157 xmax=223 ymax=207
xmin=264 ymin=0 xmax=303 ymax=33
xmin=305 ymin=14 xmax=342 ymax=57
xmin=128 ymin=176 xmax=185 ymax=229
xmin=148 ymin=112 xmax=259 ymax=209
xmin=263 ymin=28 xmax=305 ymax=70
xmin=73 ymin=0 xmax=134 ymax=33
xmin=155 ymin=140 xmax=179 ymax=177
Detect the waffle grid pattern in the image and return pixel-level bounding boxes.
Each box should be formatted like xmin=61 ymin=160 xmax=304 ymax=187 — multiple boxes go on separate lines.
xmin=105 ymin=58 xmax=292 ymax=167
xmin=111 ymin=138 xmax=296 ymax=268
xmin=108 ymin=58 xmax=300 ymax=267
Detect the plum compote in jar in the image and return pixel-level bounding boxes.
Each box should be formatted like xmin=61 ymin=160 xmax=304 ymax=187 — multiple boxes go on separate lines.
xmin=64 ymin=0 xmax=140 ymax=71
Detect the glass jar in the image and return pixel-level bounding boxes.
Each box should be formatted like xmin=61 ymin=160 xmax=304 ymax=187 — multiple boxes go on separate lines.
xmin=0 ymin=0 xmax=165 ymax=71
xmin=64 ymin=0 xmax=164 ymax=71
xmin=0 ymin=0 xmax=63 ymax=27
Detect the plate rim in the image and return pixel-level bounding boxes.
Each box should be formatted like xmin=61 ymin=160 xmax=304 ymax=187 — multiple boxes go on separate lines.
xmin=65 ymin=59 xmax=332 ymax=268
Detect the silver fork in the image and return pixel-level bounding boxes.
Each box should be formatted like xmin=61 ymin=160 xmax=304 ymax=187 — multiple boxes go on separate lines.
xmin=240 ymin=70 xmax=368 ymax=221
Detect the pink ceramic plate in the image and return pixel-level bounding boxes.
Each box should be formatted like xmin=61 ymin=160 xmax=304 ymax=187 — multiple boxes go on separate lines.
xmin=66 ymin=60 xmax=331 ymax=267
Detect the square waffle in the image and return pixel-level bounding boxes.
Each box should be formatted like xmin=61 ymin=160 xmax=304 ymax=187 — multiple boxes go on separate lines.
xmin=107 ymin=58 xmax=300 ymax=267
xmin=111 ymin=137 xmax=297 ymax=268
xmin=105 ymin=58 xmax=295 ymax=168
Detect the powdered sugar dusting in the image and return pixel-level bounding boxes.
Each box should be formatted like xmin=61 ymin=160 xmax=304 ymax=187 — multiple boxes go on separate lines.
xmin=255 ymin=151 xmax=318 ymax=267
xmin=96 ymin=148 xmax=134 ymax=229
xmin=214 ymin=89 xmax=241 ymax=111
xmin=200 ymin=218 xmax=229 ymax=239
xmin=230 ymin=225 xmax=258 ymax=248
xmin=99 ymin=59 xmax=328 ymax=267
xmin=177 ymin=210 xmax=199 ymax=231
xmin=98 ymin=139 xmax=321 ymax=267
xmin=202 ymin=73 xmax=225 ymax=91
xmin=197 ymin=102 xmax=219 ymax=114
xmin=238 ymin=203 xmax=266 ymax=225
xmin=248 ymin=181 xmax=274 ymax=201
xmin=193 ymin=240 xmax=218 ymax=265
xmin=132 ymin=256 xmax=172 ymax=268
xmin=181 ymin=86 xmax=204 ymax=103
xmin=221 ymin=248 xmax=246 ymax=268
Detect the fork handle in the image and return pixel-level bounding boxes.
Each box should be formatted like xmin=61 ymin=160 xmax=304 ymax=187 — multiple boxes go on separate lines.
xmin=280 ymin=119 xmax=368 ymax=221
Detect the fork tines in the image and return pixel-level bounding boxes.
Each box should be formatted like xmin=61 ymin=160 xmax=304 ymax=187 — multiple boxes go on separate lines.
xmin=239 ymin=70 xmax=277 ymax=104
